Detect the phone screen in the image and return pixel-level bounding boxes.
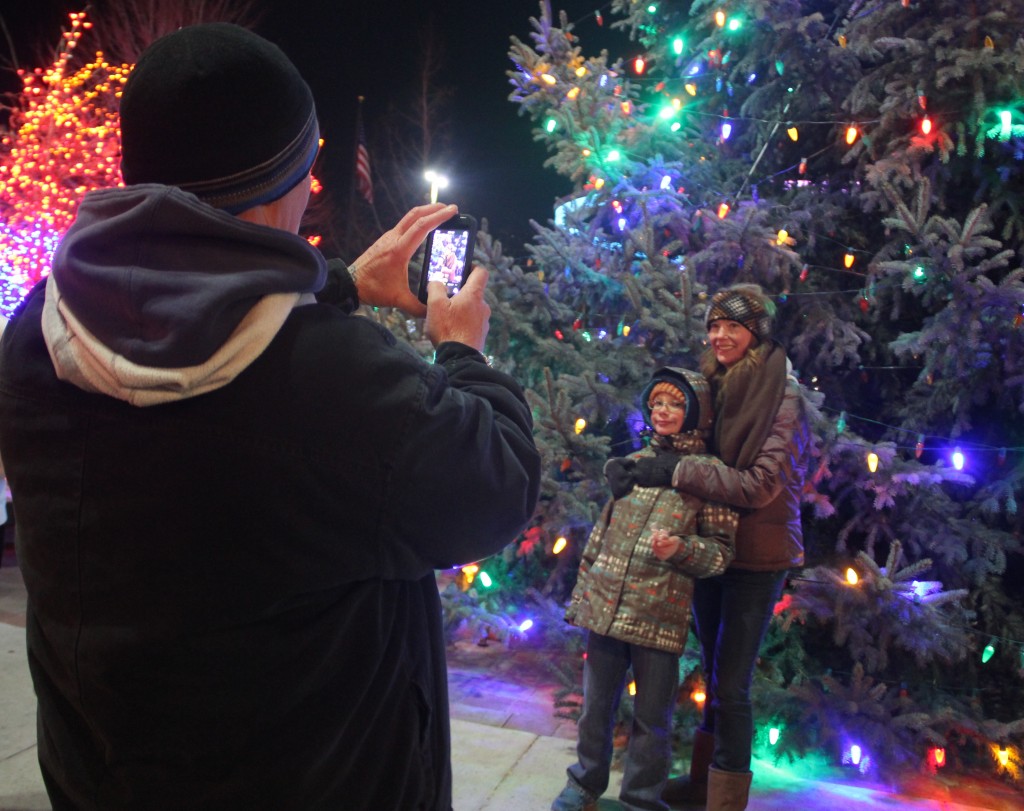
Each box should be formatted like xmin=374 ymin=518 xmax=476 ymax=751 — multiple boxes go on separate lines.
xmin=426 ymin=227 xmax=471 ymax=296
xmin=417 ymin=214 xmax=477 ymax=304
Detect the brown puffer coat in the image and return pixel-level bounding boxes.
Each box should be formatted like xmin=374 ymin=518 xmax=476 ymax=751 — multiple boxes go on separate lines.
xmin=671 ymin=378 xmax=810 ymax=571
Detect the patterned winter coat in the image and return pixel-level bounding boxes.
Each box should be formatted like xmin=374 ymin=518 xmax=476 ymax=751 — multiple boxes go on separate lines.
xmin=566 ymin=434 xmax=738 ymax=655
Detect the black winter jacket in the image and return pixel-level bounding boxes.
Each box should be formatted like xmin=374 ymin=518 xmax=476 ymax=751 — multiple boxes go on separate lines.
xmin=0 ymin=187 xmax=540 ymax=810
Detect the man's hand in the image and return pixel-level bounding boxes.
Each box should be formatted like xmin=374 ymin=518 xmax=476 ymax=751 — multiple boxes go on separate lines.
xmin=604 ymin=457 xmax=637 ymax=499
xmin=424 ymin=267 xmax=490 ymax=351
xmin=632 ymin=451 xmax=677 ymax=489
xmin=350 ymin=203 xmax=457 ymax=316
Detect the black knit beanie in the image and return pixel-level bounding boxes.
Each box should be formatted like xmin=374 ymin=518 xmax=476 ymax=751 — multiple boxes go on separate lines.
xmin=119 ymin=23 xmax=319 ymax=214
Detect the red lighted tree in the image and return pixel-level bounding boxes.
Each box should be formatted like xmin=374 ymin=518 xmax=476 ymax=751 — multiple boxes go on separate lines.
xmin=0 ymin=12 xmax=127 ymax=314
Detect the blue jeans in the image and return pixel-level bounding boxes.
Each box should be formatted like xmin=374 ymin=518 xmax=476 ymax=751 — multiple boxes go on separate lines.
xmin=568 ymin=631 xmax=678 ymax=811
xmin=691 ymin=568 xmax=787 ymax=773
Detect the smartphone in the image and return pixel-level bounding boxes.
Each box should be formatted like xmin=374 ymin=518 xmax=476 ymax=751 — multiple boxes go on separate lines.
xmin=416 ymin=214 xmax=477 ymax=304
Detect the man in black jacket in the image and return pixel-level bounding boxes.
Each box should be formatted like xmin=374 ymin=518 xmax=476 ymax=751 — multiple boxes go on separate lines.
xmin=0 ymin=23 xmax=540 ymax=811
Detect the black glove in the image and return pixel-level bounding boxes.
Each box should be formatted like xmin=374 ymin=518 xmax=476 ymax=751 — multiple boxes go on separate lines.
xmin=604 ymin=457 xmax=638 ymax=499
xmin=632 ymin=450 xmax=677 ymax=489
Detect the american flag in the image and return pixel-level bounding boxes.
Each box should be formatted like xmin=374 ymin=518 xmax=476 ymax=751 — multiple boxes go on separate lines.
xmin=355 ymin=118 xmax=373 ymax=205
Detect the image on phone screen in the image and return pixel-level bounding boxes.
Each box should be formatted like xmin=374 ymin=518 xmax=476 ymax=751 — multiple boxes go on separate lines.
xmin=427 ymin=229 xmax=470 ymax=296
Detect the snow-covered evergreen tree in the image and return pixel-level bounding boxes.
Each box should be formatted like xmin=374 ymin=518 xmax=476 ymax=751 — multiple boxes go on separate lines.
xmin=469 ymin=0 xmax=1024 ymax=786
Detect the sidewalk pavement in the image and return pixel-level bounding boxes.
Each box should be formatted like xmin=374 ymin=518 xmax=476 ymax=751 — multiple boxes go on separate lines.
xmin=1 ymin=560 xmax=1020 ymax=811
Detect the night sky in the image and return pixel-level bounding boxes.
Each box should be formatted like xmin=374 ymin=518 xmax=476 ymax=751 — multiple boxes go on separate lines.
xmin=1 ymin=0 xmax=624 ymax=252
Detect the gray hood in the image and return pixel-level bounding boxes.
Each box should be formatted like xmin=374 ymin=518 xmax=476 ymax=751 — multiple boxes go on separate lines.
xmin=42 ymin=185 xmax=326 ymax=406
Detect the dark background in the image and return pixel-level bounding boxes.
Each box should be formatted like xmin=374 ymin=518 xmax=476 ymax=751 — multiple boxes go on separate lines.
xmin=0 ymin=0 xmax=624 ymax=252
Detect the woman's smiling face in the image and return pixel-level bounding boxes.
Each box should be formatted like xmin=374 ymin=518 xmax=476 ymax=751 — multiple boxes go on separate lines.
xmin=708 ymin=318 xmax=756 ymax=367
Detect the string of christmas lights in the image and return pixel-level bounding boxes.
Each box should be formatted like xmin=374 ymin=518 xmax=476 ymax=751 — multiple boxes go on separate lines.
xmin=824 ymin=405 xmax=1022 ymax=466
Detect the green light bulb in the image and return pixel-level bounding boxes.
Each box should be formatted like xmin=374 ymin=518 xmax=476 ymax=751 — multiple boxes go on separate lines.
xmin=999 ymin=110 xmax=1012 ymax=139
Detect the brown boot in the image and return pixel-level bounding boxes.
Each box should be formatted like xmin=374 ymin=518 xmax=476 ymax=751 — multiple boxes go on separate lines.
xmin=662 ymin=728 xmax=714 ymax=806
xmin=705 ymin=765 xmax=752 ymax=811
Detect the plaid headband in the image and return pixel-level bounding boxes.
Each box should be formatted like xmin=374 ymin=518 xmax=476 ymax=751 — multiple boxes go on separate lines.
xmin=705 ymin=289 xmax=772 ymax=342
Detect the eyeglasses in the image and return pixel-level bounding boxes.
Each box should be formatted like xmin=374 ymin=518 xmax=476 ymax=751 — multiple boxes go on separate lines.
xmin=649 ymin=399 xmax=684 ymax=413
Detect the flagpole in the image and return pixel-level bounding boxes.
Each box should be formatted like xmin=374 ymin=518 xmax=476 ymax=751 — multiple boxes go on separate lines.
xmin=353 ymin=96 xmax=383 ymax=234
